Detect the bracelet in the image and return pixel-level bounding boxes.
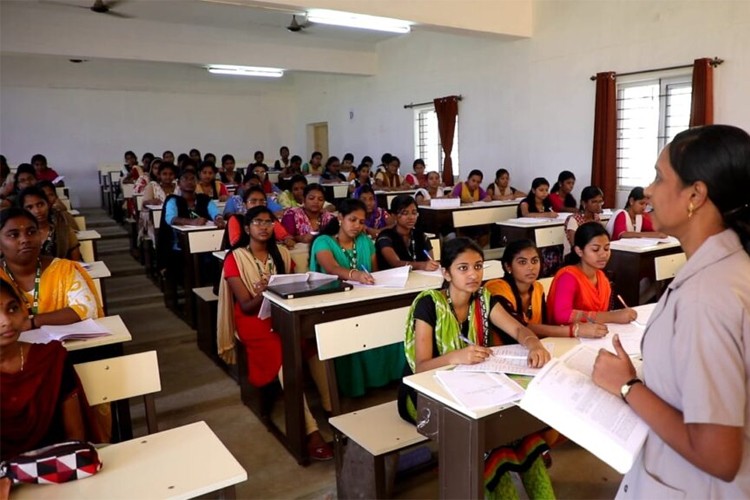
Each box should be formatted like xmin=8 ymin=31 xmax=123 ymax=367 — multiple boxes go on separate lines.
xmin=348 ymin=269 xmax=355 ymax=279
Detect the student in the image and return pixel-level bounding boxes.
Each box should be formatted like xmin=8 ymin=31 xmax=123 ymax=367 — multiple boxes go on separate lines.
xmin=486 ymin=239 xmax=608 ymax=339
xmin=309 ymin=199 xmax=406 ymax=397
xmin=5 ymin=164 xmax=37 ymax=208
xmin=281 ymin=154 xmax=303 ymax=178
xmin=0 ymin=155 xmax=13 ymax=203
xmin=547 ymin=222 xmax=636 ymax=325
xmin=517 ymin=177 xmax=557 ymax=218
xmin=203 ymin=152 xmax=216 ymax=165
xmin=176 ymin=153 xmax=189 ymax=169
xmin=592 ymin=124 xmax=750 ymax=498
xmin=220 ymin=154 xmax=242 ymax=185
xmin=606 ymin=187 xmax=666 ymax=240
xmin=361 ymin=155 xmax=374 ymax=169
xmin=224 ymin=178 xmax=283 ymax=216
xmin=404 ymin=159 xmax=428 ymax=188
xmin=276 ymin=174 xmax=307 ymax=209
xmin=134 ymin=157 xmax=161 ymax=195
xmin=374 ymin=155 xmax=408 ymax=190
xmin=19 ymin=187 xmax=81 ymax=261
xmin=251 ymin=164 xmax=279 ymax=194
xmin=375 ymin=153 xmax=392 ymax=175
xmin=413 ymin=171 xmax=444 ymax=205
xmin=121 ymin=150 xmax=140 ymax=181
xmin=188 ymin=148 xmax=202 ymax=163
xmin=341 ymin=153 xmax=355 ymax=181
xmin=0 ymin=208 xmax=103 ymax=327
xmin=320 ymin=156 xmax=347 ymax=183
xmin=302 ymin=151 xmax=324 ymax=176
xmin=141 ymin=152 xmax=155 ymax=176
xmin=162 ymin=150 xmax=175 ymax=164
xmin=225 ymin=186 xmax=292 ymax=247
xmin=0 ymin=279 xmax=88 ymax=462
xmin=563 ymin=185 xmax=604 ymax=257
xmin=349 ymin=163 xmax=371 ymax=194
xmin=281 ymin=184 xmax=333 ymax=244
xmin=142 ymin=162 xmax=179 ymax=206
xmin=273 ymin=146 xmax=291 ymax=171
xmin=250 ymin=150 xmax=268 ymax=170
xmin=486 ymin=168 xmax=525 ymax=201
xmin=451 ymin=169 xmax=490 ymax=202
xmin=548 ymin=171 xmax=577 ymax=213
xmin=37 ymin=181 xmax=77 ymax=230
xmin=397 ymin=237 xmax=553 ymax=498
xmin=31 ymin=154 xmax=61 ymax=184
xmin=375 ymin=195 xmax=439 ymax=271
xmin=355 ymin=185 xmax=389 ymax=238
xmin=195 ymin=161 xmax=229 ymax=201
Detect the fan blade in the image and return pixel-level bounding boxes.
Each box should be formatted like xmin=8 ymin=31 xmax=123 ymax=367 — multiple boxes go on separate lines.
xmin=38 ymin=0 xmax=91 ymax=10
xmin=102 ymin=9 xmax=133 ymax=18
xmin=105 ymin=0 xmax=128 ymax=9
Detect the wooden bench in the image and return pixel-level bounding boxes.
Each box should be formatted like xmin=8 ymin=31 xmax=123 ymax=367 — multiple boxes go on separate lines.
xmin=315 ymin=307 xmax=427 ymax=499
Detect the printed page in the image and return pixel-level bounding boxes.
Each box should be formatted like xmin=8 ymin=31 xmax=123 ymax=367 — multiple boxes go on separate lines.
xmin=519 ymin=345 xmax=648 ymax=473
xmin=18 ymin=328 xmax=53 ymax=344
xmin=40 ymin=319 xmax=111 ymax=341
xmin=454 ymin=344 xmax=555 ymax=377
xmin=435 ymin=371 xmax=525 ymax=410
xmin=579 ymin=322 xmax=645 ymax=356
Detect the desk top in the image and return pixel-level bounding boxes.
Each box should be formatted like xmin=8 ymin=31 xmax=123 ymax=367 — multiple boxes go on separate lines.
xmin=13 ymin=421 xmax=247 ymax=500
xmin=498 ymin=211 xmax=613 ymax=228
xmin=76 ymin=230 xmax=102 ymax=241
xmin=419 ymin=200 xmax=519 ymax=211
xmin=69 ymin=209 xmax=80 ymax=216
xmin=171 ymin=223 xmax=222 ymax=233
xmin=609 ymin=237 xmax=682 ymax=254
xmin=63 ymin=315 xmax=132 ymax=352
xmin=82 ymin=261 xmax=111 ymax=280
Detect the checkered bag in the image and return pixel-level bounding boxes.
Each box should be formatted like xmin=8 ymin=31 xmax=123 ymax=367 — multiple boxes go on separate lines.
xmin=0 ymin=441 xmax=102 ymax=484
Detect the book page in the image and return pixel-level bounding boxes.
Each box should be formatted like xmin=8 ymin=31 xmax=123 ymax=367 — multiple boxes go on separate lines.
xmin=40 ymin=319 xmax=111 ymax=341
xmin=579 ymin=322 xmax=645 ymax=356
xmin=435 ymin=371 xmax=525 ymax=410
xmin=346 ymin=265 xmax=410 ymax=288
xmin=19 ymin=328 xmax=52 ymax=344
xmin=453 ymin=344 xmax=555 ymax=377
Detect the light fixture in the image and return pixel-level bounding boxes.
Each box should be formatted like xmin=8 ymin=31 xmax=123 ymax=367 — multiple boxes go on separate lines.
xmin=206 ymin=65 xmax=284 ymax=78
xmin=306 ymin=9 xmax=412 ymax=34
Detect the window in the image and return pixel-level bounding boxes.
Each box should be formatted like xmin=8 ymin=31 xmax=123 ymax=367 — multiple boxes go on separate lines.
xmin=413 ymin=106 xmax=459 ymax=176
xmin=616 ymin=75 xmax=691 ymax=189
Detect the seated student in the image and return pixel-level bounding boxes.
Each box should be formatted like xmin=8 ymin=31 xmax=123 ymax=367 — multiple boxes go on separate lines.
xmin=486 ymin=168 xmax=525 ymax=201
xmin=0 ymin=155 xmax=13 ymax=202
xmin=220 ymin=154 xmax=242 ymax=185
xmin=547 ymin=222 xmax=637 ymax=325
xmin=203 ymin=152 xmax=217 ymax=165
xmin=225 ymin=186 xmax=294 ymax=248
xmin=361 ymin=155 xmax=374 ymax=169
xmin=310 ymin=199 xmax=405 ymax=397
xmin=134 ymin=157 xmax=161 ymax=195
xmin=276 ymin=174 xmax=307 ymax=209
xmin=341 ymin=153 xmax=355 ymax=181
xmin=251 ymin=163 xmax=280 ymax=195
xmin=0 ymin=208 xmax=103 ymax=327
xmin=486 ymin=239 xmax=608 ymax=339
xmin=120 ymin=150 xmax=141 ymax=183
xmin=320 ymin=156 xmax=347 ymax=183
xmin=413 ymin=171 xmax=444 ymax=205
xmin=403 ymin=159 xmax=428 ymax=188
xmin=189 ymin=148 xmax=202 ymax=163
xmin=0 ymin=279 xmax=89 ymax=466
xmin=548 ymin=170 xmax=577 ymax=213
xmin=176 ymin=153 xmax=189 ymax=169
xmin=5 ymin=163 xmax=37 ymax=208
xmin=31 ymin=154 xmax=62 ymax=184
xmin=606 ymin=186 xmax=666 ymax=240
xmin=374 ymin=156 xmax=409 ymax=191
xmin=224 ymin=178 xmax=284 ymax=218
xmin=374 ymin=153 xmax=391 ymax=176
xmin=195 ymin=161 xmax=229 ymax=202
xmin=281 ymin=183 xmax=333 ymax=244
xmin=281 ymin=154 xmax=303 ymax=178
xmin=273 ymin=146 xmax=291 ymax=172
xmin=217 ymin=206 xmax=333 ymax=461
xmin=142 ymin=162 xmax=179 ymax=206
xmin=249 ymin=150 xmax=268 ymax=170
xmin=375 ymin=195 xmax=439 ymax=271
xmin=162 ymin=150 xmax=175 ymax=164
xmin=302 ymin=151 xmax=324 ymax=176
xmin=355 ymin=185 xmax=390 ymax=239
xmin=349 ymin=163 xmax=371 ymax=194
xmin=563 ymin=185 xmax=604 ymax=257
xmin=397 ymin=237 xmax=553 ymax=499
xmin=37 ymin=180 xmax=76 ymax=224
xmin=451 ymin=169 xmax=491 ymax=203
xmin=517 ymin=177 xmax=558 ymax=218
xmin=19 ymin=186 xmax=81 ymax=261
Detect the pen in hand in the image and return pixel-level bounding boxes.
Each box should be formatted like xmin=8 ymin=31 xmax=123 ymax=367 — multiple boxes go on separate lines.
xmin=423 ymin=249 xmax=434 ymax=261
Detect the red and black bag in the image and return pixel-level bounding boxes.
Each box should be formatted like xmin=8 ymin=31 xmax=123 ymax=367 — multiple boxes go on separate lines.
xmin=0 ymin=441 xmax=102 ymax=484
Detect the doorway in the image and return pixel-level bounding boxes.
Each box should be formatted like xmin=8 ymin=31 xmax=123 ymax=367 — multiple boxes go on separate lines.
xmin=307 ymin=122 xmax=329 ymax=159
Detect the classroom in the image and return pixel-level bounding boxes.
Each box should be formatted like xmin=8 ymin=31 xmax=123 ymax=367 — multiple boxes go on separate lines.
xmin=1 ymin=0 xmax=749 ymax=498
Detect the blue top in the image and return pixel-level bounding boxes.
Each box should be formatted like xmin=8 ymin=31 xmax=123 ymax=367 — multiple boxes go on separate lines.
xmin=164 ymin=197 xmax=220 ymax=250
xmin=223 ymin=194 xmax=284 ymax=216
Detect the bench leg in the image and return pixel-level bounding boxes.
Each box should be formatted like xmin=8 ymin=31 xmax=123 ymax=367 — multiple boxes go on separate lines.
xmin=335 ymin=433 xmax=393 ymax=499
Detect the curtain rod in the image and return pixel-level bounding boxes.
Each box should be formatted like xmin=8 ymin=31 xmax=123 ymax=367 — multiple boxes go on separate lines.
xmin=589 ymin=57 xmax=723 ymax=81
xmin=403 ymin=95 xmax=463 ymax=109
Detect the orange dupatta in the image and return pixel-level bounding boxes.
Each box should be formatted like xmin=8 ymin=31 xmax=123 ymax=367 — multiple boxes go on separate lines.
xmin=546 ymin=265 xmax=610 ymax=319
xmin=486 ymin=279 xmax=545 ymax=325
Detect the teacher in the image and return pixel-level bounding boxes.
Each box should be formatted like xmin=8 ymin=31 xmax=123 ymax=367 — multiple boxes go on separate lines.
xmin=592 ymin=125 xmax=750 ymax=497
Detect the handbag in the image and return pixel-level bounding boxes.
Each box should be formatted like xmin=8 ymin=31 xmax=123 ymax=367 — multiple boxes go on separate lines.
xmin=0 ymin=440 xmax=102 ymax=484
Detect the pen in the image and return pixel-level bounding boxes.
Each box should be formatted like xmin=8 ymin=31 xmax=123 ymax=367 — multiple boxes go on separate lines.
xmin=359 ymin=265 xmax=374 ymax=280
xmin=423 ymin=249 xmax=434 ymax=261
xmin=617 ymin=294 xmax=629 ymax=309
xmin=459 ymin=334 xmax=474 ymax=345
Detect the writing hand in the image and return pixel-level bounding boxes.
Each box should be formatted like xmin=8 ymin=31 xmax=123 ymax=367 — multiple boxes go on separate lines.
xmin=577 ymin=322 xmax=609 ymax=338
xmin=527 ymin=343 xmax=551 ymax=368
xmin=453 ymin=345 xmax=492 ymax=365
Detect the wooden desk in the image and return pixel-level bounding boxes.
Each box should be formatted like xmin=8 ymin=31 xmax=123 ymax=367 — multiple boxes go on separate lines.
xmin=607 ymin=239 xmax=683 ymax=306
xmin=172 ymin=225 xmax=225 ymax=326
xmin=82 ymin=261 xmax=112 ymax=314
xmin=495 ymin=217 xmax=568 ymax=248
xmin=76 ymin=230 xmax=102 ymax=263
xmin=321 ymin=182 xmax=350 ymax=203
xmin=419 ymin=200 xmax=519 ymax=237
xmin=13 ymin=421 xmax=247 ymax=499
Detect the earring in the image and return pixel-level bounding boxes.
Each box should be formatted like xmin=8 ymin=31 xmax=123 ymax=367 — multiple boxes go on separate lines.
xmin=688 ymin=202 xmax=695 ymax=219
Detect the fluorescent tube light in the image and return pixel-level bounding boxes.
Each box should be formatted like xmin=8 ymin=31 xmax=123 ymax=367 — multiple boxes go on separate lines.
xmin=306 ymin=9 xmax=411 ymax=34
xmin=206 ymin=65 xmax=284 ymax=78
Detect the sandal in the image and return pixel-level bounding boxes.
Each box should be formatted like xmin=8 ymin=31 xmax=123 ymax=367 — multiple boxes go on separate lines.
xmin=307 ymin=431 xmax=333 ymax=461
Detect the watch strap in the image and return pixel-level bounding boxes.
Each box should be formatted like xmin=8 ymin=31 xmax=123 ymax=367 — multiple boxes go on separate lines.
xmin=620 ymin=377 xmax=642 ymax=404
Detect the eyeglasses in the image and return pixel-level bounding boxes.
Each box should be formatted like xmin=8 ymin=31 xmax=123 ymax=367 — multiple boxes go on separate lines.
xmin=250 ymin=219 xmax=274 ymax=227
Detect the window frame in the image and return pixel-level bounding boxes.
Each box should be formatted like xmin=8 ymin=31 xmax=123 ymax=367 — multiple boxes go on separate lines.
xmin=413 ymin=105 xmax=459 ymax=177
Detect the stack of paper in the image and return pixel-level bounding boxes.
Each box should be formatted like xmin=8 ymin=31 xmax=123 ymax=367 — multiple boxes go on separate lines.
xmin=345 ymin=265 xmax=410 ymax=288
xmin=19 ymin=319 xmax=111 ymax=344
xmin=435 ymin=370 xmax=525 ymax=411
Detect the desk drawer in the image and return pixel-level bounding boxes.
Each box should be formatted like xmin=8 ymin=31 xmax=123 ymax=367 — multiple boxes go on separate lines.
xmin=535 ymin=226 xmax=565 ymax=248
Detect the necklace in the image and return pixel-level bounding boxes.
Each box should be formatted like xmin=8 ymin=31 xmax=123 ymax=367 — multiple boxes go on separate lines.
xmin=446 ymin=286 xmax=489 ymax=347
xmin=19 ymin=344 xmax=24 ymax=372
xmin=336 ymin=235 xmax=358 ymax=269
xmin=2 ymin=259 xmax=41 ymax=315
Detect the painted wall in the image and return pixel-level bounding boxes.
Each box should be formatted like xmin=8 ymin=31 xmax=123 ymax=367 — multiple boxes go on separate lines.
xmin=293 ymin=0 xmax=750 ymax=202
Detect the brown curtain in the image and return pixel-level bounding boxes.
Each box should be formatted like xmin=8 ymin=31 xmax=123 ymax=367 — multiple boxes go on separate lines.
xmin=433 ymin=95 xmax=459 ymax=186
xmin=689 ymin=58 xmax=714 ymax=127
xmin=591 ymin=72 xmax=617 ymax=208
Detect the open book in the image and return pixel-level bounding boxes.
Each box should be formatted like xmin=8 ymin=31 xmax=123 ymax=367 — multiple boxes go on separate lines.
xmin=519 ymin=345 xmax=648 ymax=473
xmin=19 ymin=319 xmax=111 ymax=344
xmin=454 ymin=343 xmax=555 ymax=377
xmin=435 ymin=370 xmax=525 ymax=411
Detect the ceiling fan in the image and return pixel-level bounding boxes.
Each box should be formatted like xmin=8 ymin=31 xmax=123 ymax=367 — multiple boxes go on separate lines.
xmin=40 ymin=0 xmax=133 ymax=19
xmin=286 ymin=15 xmax=310 ymax=33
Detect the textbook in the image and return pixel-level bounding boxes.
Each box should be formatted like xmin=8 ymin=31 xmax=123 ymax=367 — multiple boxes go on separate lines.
xmin=453 ymin=343 xmax=556 ymax=377
xmin=19 ymin=319 xmax=111 ymax=344
xmin=435 ymin=370 xmax=525 ymax=411
xmin=519 ymin=345 xmax=648 ymax=474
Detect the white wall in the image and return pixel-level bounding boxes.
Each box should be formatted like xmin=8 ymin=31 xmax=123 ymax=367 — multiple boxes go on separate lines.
xmin=293 ymin=0 xmax=750 ymax=199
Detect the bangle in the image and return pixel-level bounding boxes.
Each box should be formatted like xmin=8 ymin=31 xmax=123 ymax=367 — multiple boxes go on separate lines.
xmin=574 ymin=323 xmax=580 ymax=338
xmin=348 ymin=269 xmax=355 ymax=279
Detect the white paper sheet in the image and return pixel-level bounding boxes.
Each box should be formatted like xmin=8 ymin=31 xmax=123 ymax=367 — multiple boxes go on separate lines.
xmin=345 ymin=265 xmax=410 ymax=288
xmin=578 ymin=322 xmax=645 ymax=356
xmin=454 ymin=343 xmax=555 ymax=376
xmin=435 ymin=371 xmax=525 ymax=410
xmin=19 ymin=319 xmax=111 ymax=343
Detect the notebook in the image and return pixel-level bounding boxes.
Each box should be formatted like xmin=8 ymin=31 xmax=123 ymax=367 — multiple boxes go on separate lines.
xmin=19 ymin=319 xmax=111 ymax=344
xmin=266 ymin=279 xmax=352 ymax=299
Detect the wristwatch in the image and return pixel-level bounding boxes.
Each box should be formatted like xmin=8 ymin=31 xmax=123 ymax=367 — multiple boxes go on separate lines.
xmin=620 ymin=378 xmax=643 ymax=404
